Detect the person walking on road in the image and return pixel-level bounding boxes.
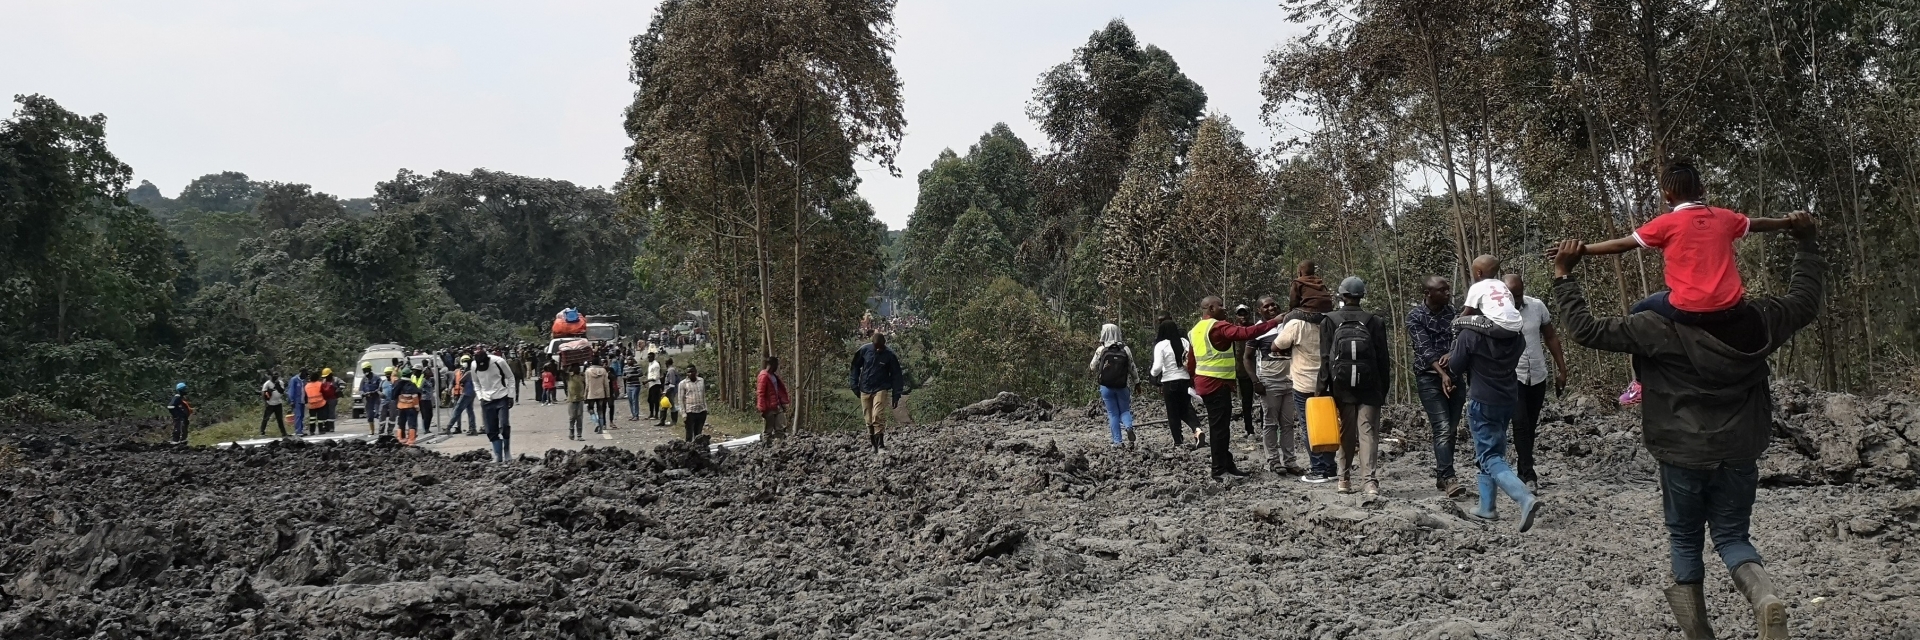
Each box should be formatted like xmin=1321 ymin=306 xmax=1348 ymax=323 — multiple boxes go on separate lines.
xmin=1322 ymin=277 xmax=1392 ymax=496
xmin=167 ymin=382 xmax=193 ymax=443
xmin=472 ymin=348 xmax=519 ymax=462
xmin=1408 ymin=277 xmax=1469 ymax=498
xmin=358 ymin=363 xmax=382 ymax=435
xmin=1448 ymin=254 xmax=1539 ymax=531
xmin=1504 ymin=274 xmax=1569 ymax=490
xmin=646 ymin=353 xmax=663 ymax=421
xmin=566 ymin=364 xmax=587 ymax=441
xmin=849 ymin=332 xmax=905 ymax=452
xmin=1232 ymin=306 xmax=1260 ymax=439
xmin=1149 ymin=318 xmax=1203 ymax=447
xmin=259 ymin=372 xmax=288 ymax=437
xmin=1090 ymin=323 xmax=1138 ymax=447
xmin=585 ymin=359 xmax=611 ymax=434
xmin=1187 ymin=296 xmax=1283 ymax=478
xmin=414 ymin=367 xmax=437 ymax=433
xmin=758 ymin=356 xmax=791 ymax=438
xmin=1550 ymin=212 xmax=1820 ymax=640
xmin=451 ymin=356 xmax=477 ymax=435
xmin=624 ymin=357 xmax=644 ymax=422
xmin=658 ymin=358 xmax=682 ymax=428
xmin=679 ymin=365 xmax=709 ymax=442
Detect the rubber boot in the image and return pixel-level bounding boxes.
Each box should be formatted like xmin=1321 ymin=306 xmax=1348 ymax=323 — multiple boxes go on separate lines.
xmin=1663 ymin=582 xmax=1716 ymax=639
xmin=1124 ymin=428 xmax=1136 ymax=448
xmin=1471 ymin=474 xmax=1498 ymax=519
xmin=1492 ymin=468 xmax=1541 ymax=532
xmin=1732 ymin=562 xmax=1788 ymax=640
xmin=490 ymin=441 xmax=504 ymax=463
xmin=875 ymin=432 xmax=885 ymax=451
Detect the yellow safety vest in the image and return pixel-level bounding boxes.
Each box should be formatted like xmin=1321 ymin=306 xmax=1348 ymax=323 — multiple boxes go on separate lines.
xmin=1189 ymin=318 xmax=1236 ymax=381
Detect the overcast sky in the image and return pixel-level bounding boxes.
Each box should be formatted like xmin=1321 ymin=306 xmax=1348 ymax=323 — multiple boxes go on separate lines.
xmin=1 ymin=0 xmax=1308 ymax=230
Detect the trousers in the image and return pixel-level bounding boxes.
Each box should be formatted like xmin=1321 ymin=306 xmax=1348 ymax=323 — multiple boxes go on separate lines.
xmin=1513 ymin=380 xmax=1549 ymax=480
xmin=1159 ymin=379 xmax=1200 ymax=445
xmin=1201 ymin=387 xmax=1238 ymax=474
xmin=1415 ymin=370 xmax=1466 ymax=480
xmin=1661 ymin=461 xmax=1763 ymax=583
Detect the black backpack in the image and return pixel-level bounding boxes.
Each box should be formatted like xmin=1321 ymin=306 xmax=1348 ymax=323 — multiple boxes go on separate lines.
xmin=1328 ymin=311 xmax=1376 ymax=389
xmin=1097 ymin=344 xmax=1131 ymax=389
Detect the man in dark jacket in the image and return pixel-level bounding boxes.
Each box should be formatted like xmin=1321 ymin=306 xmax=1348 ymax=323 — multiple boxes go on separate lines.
xmin=1447 ymin=255 xmax=1540 ymax=533
xmin=1319 ymin=277 xmax=1391 ymax=496
xmin=849 ymin=332 xmax=904 ymax=452
xmin=1549 ymin=216 xmax=1820 ymax=640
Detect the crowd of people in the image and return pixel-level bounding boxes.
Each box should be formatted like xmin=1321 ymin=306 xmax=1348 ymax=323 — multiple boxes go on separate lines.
xmin=1079 ymin=162 xmax=1817 ymax=639
xmin=168 ymin=161 xmax=1819 ymax=639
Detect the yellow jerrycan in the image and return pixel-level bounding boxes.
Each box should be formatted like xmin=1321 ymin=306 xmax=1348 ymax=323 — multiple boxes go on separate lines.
xmin=1306 ymin=395 xmax=1341 ymax=452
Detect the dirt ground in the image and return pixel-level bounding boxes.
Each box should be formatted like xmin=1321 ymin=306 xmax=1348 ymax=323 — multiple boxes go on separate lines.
xmin=1 ymin=382 xmax=1916 ymax=639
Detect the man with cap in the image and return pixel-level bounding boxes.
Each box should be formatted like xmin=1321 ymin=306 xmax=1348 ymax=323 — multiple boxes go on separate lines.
xmin=166 ymin=382 xmax=193 ymax=443
xmin=1321 ymin=277 xmax=1392 ymax=495
xmin=450 ymin=354 xmax=478 ymax=435
xmin=357 ymin=362 xmax=382 ymax=435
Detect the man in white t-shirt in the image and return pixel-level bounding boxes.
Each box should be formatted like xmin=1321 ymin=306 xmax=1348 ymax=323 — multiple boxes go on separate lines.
xmin=1505 ymin=274 xmax=1568 ymax=491
xmin=1463 ymin=255 xmax=1524 ymax=333
xmin=259 ymin=372 xmax=288 ymax=437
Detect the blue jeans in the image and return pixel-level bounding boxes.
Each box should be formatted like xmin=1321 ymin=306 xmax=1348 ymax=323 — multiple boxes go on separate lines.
xmin=1099 ymin=385 xmax=1134 ymax=444
xmin=1415 ymin=370 xmax=1465 ymax=480
xmin=1294 ymin=391 xmax=1335 ymax=476
xmin=292 ymin=403 xmax=307 ymax=435
xmin=450 ymin=395 xmax=476 ymax=432
xmin=1467 ymin=400 xmax=1517 ymax=478
xmin=1661 ymin=461 xmax=1763 ymax=583
xmin=626 ymin=385 xmax=642 ymax=418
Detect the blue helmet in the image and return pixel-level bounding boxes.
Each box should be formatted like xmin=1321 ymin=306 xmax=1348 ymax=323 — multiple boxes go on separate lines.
xmin=174 ymin=382 xmax=187 ymax=392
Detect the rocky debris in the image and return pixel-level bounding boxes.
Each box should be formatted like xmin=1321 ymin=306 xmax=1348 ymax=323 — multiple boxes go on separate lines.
xmin=946 ymin=391 xmax=1054 ymax=422
xmin=0 ymin=384 xmax=1916 ymax=638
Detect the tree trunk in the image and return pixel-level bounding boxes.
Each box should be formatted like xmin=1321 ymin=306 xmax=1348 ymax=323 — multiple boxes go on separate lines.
xmin=791 ymin=95 xmax=806 ymax=435
xmin=1415 ymin=15 xmax=1474 ymax=271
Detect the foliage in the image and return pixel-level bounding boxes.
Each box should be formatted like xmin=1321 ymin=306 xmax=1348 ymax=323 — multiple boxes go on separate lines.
xmin=2 ymin=95 xmax=653 ymax=420
xmin=623 ymin=0 xmax=904 ymax=429
xmin=917 ymin=277 xmax=1095 ymax=419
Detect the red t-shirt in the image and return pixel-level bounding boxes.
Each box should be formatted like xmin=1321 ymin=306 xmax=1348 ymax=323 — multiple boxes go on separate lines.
xmin=1634 ymin=203 xmax=1750 ymax=313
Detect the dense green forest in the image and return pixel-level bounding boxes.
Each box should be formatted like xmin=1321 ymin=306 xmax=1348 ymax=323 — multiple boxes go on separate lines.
xmin=0 ymin=95 xmax=659 ymax=422
xmin=895 ymin=4 xmax=1920 ymax=417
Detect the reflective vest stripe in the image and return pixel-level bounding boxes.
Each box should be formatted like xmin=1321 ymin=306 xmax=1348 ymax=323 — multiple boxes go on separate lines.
xmin=1189 ymin=318 xmax=1236 ymax=381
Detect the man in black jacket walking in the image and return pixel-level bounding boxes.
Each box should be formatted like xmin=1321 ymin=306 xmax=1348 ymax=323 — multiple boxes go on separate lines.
xmin=1549 ymin=214 xmax=1820 ymax=640
xmin=849 ymin=332 xmax=904 ymax=452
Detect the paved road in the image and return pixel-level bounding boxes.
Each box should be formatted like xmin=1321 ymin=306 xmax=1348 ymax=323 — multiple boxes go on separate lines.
xmin=415 ymin=373 xmax=711 ymax=457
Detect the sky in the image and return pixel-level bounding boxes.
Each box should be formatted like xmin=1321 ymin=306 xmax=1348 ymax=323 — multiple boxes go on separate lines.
xmin=0 ymin=0 xmax=1310 ymax=230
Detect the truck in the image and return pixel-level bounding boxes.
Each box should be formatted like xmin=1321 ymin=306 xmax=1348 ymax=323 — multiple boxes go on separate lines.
xmin=584 ymin=315 xmax=619 ymax=344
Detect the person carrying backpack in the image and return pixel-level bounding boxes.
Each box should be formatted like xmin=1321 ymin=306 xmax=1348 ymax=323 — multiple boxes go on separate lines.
xmin=1319 ymin=277 xmax=1393 ymax=495
xmin=1088 ymin=323 xmax=1138 ymax=447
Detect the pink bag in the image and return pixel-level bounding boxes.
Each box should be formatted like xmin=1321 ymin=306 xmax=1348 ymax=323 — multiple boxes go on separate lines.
xmin=1618 ymin=380 xmax=1643 ymax=406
